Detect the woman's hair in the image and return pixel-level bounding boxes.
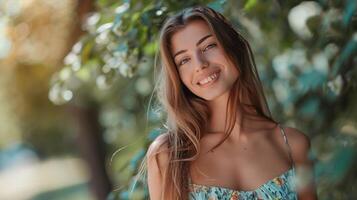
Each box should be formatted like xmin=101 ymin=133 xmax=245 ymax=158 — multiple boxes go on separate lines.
xmin=151 ymin=5 xmax=276 ymax=200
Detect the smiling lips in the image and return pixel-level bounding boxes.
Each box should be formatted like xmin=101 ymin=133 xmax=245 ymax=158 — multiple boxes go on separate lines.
xmin=197 ymin=71 xmax=220 ymax=87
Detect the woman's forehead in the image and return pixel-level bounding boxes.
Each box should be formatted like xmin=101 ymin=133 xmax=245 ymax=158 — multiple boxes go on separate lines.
xmin=170 ymin=19 xmax=214 ymax=55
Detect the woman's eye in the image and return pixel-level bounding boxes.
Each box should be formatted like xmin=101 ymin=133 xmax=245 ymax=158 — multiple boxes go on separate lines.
xmin=203 ymin=43 xmax=217 ymax=52
xmin=178 ymin=58 xmax=190 ymax=66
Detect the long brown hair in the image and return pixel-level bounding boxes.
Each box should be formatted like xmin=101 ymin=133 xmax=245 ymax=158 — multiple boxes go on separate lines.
xmin=152 ymin=5 xmax=276 ymax=200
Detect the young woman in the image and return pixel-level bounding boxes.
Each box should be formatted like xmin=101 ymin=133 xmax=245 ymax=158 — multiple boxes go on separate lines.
xmin=146 ymin=5 xmax=318 ymax=200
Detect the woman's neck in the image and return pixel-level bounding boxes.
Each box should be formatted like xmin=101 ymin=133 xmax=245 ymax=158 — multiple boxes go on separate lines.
xmin=206 ymin=91 xmax=272 ymax=137
xmin=207 ymin=91 xmax=241 ymax=133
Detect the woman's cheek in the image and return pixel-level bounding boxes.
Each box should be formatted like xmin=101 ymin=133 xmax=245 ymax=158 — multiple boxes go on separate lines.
xmin=179 ymin=70 xmax=192 ymax=89
xmin=205 ymin=49 xmax=219 ymax=61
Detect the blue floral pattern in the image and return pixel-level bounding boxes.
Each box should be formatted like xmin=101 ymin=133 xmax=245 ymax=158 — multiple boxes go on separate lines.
xmin=189 ymin=167 xmax=298 ymax=200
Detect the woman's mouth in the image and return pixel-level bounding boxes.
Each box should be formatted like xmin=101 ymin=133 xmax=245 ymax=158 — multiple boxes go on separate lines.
xmin=197 ymin=71 xmax=220 ymax=87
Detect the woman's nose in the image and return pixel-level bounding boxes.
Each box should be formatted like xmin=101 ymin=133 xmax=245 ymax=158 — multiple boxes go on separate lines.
xmin=195 ymin=52 xmax=209 ymax=72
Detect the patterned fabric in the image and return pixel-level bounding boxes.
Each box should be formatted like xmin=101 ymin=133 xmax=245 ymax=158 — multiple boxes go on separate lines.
xmin=188 ymin=124 xmax=298 ymax=200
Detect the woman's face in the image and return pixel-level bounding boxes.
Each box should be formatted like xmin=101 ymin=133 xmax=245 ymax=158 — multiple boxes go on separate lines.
xmin=170 ymin=19 xmax=239 ymax=101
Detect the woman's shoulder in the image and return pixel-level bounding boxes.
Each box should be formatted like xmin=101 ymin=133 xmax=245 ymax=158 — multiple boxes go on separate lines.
xmin=147 ymin=132 xmax=170 ymax=174
xmin=280 ymin=125 xmax=317 ymax=198
xmin=146 ymin=132 xmax=171 ymax=199
xmin=280 ymin=125 xmax=312 ymax=164
xmin=147 ymin=132 xmax=170 ymax=156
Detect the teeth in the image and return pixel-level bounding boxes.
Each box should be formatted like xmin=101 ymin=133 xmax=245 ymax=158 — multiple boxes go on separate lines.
xmin=199 ymin=72 xmax=218 ymax=85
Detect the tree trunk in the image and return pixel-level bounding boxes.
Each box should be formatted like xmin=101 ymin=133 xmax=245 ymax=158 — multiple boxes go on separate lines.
xmin=69 ymin=104 xmax=112 ymax=200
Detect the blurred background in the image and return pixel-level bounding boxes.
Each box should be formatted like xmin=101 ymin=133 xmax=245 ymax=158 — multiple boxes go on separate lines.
xmin=0 ymin=0 xmax=356 ymax=199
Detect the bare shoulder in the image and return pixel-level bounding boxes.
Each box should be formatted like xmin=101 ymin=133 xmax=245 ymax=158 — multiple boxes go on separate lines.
xmin=147 ymin=132 xmax=170 ymax=157
xmin=282 ymin=126 xmax=318 ymax=199
xmin=282 ymin=126 xmax=311 ymax=148
xmin=146 ymin=132 xmax=170 ymax=200
xmin=281 ymin=126 xmax=312 ymax=164
xmin=147 ymin=132 xmax=170 ymax=173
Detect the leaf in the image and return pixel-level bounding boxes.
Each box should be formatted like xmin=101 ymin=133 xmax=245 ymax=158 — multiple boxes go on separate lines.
xmin=80 ymin=39 xmax=94 ymax=63
xmin=140 ymin=12 xmax=151 ymax=26
xmin=306 ymin=15 xmax=322 ymax=36
xmin=343 ymin=0 xmax=357 ymax=27
xmin=316 ymin=146 xmax=356 ymax=183
xmin=116 ymin=43 xmax=129 ymax=53
xmin=207 ymin=0 xmax=226 ymax=12
xmin=299 ymin=97 xmax=320 ymax=117
xmin=298 ymin=69 xmax=327 ymax=92
xmin=147 ymin=128 xmax=162 ymax=141
xmin=129 ymin=149 xmax=145 ymax=170
xmin=143 ymin=41 xmax=158 ymax=55
xmin=331 ymin=34 xmax=357 ymax=77
xmin=243 ymin=0 xmax=257 ymax=11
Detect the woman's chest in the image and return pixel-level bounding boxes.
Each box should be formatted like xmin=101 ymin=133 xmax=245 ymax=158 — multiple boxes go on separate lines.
xmin=189 ymin=133 xmax=290 ymax=191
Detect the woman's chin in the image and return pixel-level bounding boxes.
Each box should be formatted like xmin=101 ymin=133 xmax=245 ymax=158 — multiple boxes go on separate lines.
xmin=200 ymin=90 xmax=230 ymax=102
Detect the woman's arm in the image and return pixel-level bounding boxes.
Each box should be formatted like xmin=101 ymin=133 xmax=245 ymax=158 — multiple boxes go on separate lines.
xmin=284 ymin=127 xmax=318 ymax=200
xmin=147 ymin=134 xmax=169 ymax=200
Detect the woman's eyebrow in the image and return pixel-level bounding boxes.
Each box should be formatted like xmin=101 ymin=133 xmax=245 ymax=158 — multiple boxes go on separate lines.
xmin=173 ymin=34 xmax=213 ymax=59
xmin=196 ymin=34 xmax=212 ymax=46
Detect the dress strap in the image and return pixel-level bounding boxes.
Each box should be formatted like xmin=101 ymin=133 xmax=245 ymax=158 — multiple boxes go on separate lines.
xmin=278 ymin=123 xmax=295 ymax=170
